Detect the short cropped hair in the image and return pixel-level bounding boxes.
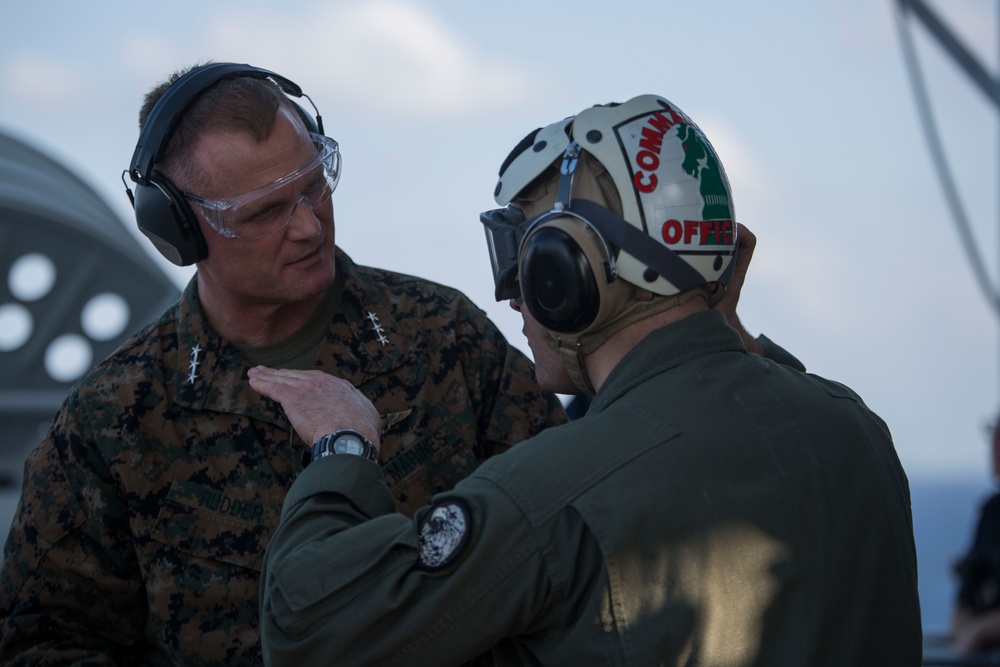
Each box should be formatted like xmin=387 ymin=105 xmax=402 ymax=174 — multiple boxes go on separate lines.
xmin=138 ymin=62 xmax=299 ymax=190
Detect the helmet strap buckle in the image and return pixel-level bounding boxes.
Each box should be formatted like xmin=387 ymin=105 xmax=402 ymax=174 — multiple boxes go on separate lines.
xmin=556 ymin=141 xmax=581 ymax=209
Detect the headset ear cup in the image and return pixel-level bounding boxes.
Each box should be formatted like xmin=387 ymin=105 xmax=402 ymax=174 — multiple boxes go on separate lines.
xmin=133 ymin=171 xmax=207 ymax=266
xmin=521 ymin=227 xmax=600 ymax=334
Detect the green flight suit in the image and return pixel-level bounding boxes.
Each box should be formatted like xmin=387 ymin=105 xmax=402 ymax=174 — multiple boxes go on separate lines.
xmin=261 ymin=309 xmax=921 ymax=666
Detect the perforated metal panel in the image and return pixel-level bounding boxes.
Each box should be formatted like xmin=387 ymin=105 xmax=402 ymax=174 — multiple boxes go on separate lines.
xmin=0 ymin=131 xmax=180 ymax=485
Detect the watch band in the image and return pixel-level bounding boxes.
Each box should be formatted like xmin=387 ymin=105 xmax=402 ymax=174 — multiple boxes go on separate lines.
xmin=311 ymin=429 xmax=379 ymax=463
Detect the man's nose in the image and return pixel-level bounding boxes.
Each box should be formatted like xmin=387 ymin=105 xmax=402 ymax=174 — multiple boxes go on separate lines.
xmin=287 ymin=194 xmax=322 ymax=235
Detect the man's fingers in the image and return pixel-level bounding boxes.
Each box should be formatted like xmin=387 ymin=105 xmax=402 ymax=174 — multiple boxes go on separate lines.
xmin=249 ymin=366 xmax=343 ymax=393
xmin=736 ymin=222 xmax=756 ymax=254
xmin=727 ymin=223 xmax=756 ymax=295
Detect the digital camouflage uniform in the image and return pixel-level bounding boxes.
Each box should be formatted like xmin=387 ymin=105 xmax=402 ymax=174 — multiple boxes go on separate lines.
xmin=260 ymin=310 xmax=922 ymax=666
xmin=0 ymin=249 xmax=565 ymax=666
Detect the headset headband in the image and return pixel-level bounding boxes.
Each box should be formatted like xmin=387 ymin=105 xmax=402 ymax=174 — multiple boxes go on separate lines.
xmin=128 ymin=62 xmax=316 ymax=185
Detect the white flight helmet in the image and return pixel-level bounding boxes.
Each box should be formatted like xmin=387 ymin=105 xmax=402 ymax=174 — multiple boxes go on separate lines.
xmin=480 ymin=94 xmax=738 ymax=393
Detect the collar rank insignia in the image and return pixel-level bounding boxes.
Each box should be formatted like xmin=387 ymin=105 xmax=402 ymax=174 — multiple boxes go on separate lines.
xmin=365 ymin=311 xmax=390 ymax=346
xmin=187 ymin=345 xmax=202 ymax=384
xmin=417 ymin=499 xmax=473 ymax=572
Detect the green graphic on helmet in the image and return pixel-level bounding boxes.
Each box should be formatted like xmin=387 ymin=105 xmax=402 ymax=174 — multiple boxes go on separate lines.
xmin=676 ymin=123 xmax=733 ymax=239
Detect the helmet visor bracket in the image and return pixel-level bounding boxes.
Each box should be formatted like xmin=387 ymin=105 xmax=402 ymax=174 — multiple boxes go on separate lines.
xmin=480 ymin=203 xmax=620 ymax=303
xmin=480 ymin=206 xmax=529 ymax=302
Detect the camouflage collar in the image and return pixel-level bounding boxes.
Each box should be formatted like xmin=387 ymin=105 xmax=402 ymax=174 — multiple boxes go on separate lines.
xmin=173 ymin=278 xmax=287 ymax=428
xmin=170 ymin=249 xmax=413 ymax=428
xmin=312 ymin=250 xmax=413 ymax=384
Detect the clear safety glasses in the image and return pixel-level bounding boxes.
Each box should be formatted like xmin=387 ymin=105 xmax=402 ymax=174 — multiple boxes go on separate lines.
xmin=184 ymin=133 xmax=341 ymax=240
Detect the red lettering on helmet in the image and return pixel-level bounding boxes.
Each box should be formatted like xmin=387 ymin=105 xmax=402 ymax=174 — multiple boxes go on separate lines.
xmin=661 ymin=219 xmax=736 ymax=246
xmin=684 ymin=220 xmax=698 ymax=244
xmin=639 ymin=126 xmax=665 ymax=154
xmin=700 ymin=221 xmax=713 ymax=244
xmin=662 ymin=219 xmax=682 ymax=243
xmin=632 ymin=110 xmax=679 ymax=196
xmin=720 ymin=220 xmax=734 ymax=244
xmin=634 ymin=171 xmax=657 ymax=193
xmin=712 ymin=220 xmax=735 ymax=244
xmin=647 ymin=110 xmax=676 ymax=135
xmin=636 ymin=150 xmax=659 ymax=171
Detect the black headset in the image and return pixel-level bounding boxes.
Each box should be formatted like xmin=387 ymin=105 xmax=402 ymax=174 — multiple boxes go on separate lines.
xmin=519 ymin=199 xmax=715 ymax=335
xmin=518 ymin=197 xmax=713 ymax=338
xmin=124 ymin=63 xmax=323 ymax=266
xmin=519 ymin=207 xmax=611 ymax=334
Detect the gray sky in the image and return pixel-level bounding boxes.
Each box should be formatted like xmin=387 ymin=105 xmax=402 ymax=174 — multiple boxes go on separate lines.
xmin=1 ymin=0 xmax=997 ymax=483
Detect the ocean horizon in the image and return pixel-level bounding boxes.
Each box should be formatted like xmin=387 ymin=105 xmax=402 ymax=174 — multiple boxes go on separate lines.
xmin=910 ymin=473 xmax=993 ymax=634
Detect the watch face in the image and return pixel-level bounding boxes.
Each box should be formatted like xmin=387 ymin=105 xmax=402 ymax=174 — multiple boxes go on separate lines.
xmin=333 ymin=435 xmax=365 ymax=456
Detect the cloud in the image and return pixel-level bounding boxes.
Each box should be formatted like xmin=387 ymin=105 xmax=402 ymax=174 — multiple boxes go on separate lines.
xmin=0 ymin=54 xmax=95 ymax=107
xmin=693 ymin=114 xmax=777 ymax=218
xmin=117 ymin=34 xmax=196 ymax=84
xmin=688 ymin=115 xmax=866 ymax=333
xmin=122 ymin=1 xmax=536 ymax=117
xmin=831 ymin=2 xmax=896 ymax=55
xmin=321 ymin=1 xmax=528 ymax=113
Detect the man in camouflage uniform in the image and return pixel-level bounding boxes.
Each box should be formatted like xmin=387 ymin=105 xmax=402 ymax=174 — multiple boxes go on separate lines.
xmin=0 ymin=63 xmax=564 ymax=665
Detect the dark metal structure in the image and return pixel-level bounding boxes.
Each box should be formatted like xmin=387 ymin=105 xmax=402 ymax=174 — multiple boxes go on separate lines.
xmin=896 ymin=0 xmax=1000 ymax=317
xmin=897 ymin=3 xmax=1000 ymax=663
xmin=0 ymin=129 xmax=179 ymax=485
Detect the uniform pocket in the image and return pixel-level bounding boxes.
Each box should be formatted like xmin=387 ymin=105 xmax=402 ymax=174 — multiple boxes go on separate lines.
xmin=382 ymin=423 xmax=480 ymax=517
xmin=150 ymin=479 xmax=281 ymax=571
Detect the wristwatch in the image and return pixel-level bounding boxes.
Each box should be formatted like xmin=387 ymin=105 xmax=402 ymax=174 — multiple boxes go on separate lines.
xmin=311 ymin=429 xmax=379 ymax=463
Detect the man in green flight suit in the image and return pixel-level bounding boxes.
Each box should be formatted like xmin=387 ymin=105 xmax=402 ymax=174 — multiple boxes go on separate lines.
xmin=252 ymin=94 xmax=922 ymax=665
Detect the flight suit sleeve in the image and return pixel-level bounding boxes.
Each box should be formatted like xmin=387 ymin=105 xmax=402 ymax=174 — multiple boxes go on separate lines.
xmin=451 ymin=294 xmax=566 ymax=458
xmin=260 ymin=455 xmax=556 ymax=666
xmin=0 ymin=397 xmax=147 ymax=664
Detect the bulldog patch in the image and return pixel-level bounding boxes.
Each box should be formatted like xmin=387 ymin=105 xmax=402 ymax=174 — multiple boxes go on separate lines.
xmin=417 ymin=499 xmax=473 ymax=572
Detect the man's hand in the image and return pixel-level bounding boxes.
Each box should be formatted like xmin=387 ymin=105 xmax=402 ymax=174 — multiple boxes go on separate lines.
xmin=714 ymin=223 xmax=764 ymax=356
xmin=247 ymin=366 xmax=382 ymax=450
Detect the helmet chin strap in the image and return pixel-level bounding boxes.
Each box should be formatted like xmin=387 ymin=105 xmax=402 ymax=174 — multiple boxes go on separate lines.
xmin=541 ymin=285 xmax=708 ymax=395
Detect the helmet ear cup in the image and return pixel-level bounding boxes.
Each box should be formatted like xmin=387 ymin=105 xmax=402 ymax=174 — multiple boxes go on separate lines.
xmin=521 ymin=225 xmax=601 ymax=334
xmin=133 ymin=171 xmax=207 ymax=266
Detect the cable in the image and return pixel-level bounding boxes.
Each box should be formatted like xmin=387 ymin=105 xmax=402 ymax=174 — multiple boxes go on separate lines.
xmin=894 ymin=0 xmax=1000 ymax=317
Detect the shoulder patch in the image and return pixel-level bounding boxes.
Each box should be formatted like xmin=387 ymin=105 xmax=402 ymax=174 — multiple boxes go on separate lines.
xmin=417 ymin=499 xmax=473 ymax=572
